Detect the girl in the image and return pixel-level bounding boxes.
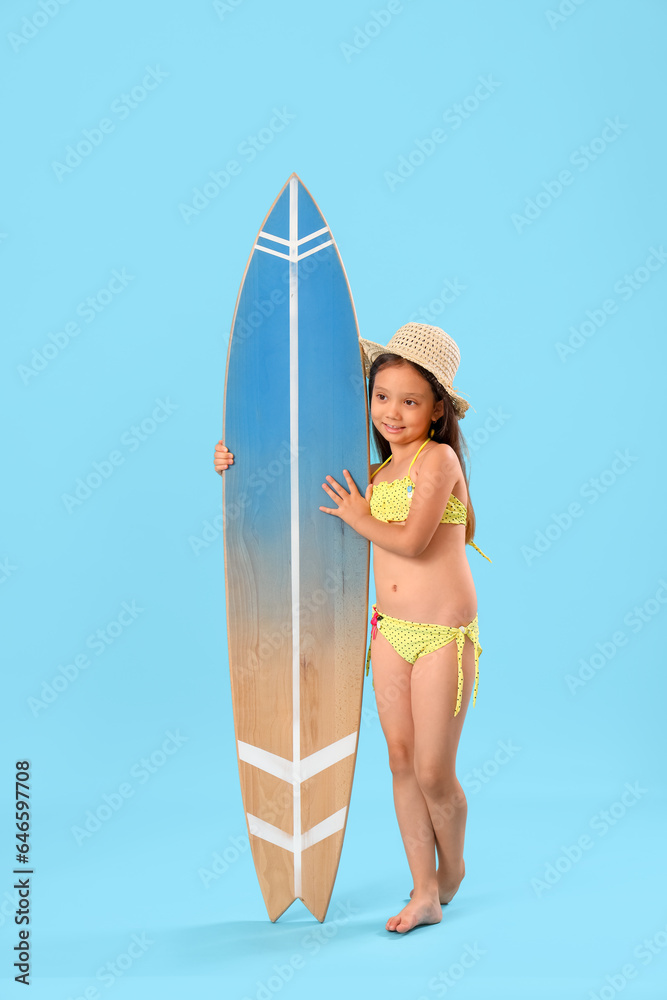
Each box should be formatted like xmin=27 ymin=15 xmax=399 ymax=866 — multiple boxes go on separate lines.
xmin=214 ymin=322 xmax=490 ymax=934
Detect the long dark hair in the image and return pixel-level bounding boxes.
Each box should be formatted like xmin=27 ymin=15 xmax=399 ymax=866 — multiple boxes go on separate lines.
xmin=368 ymin=353 xmax=477 ymax=545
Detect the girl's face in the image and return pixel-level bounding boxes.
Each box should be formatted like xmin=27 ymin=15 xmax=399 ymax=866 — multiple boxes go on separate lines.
xmin=370 ymin=362 xmax=444 ymax=444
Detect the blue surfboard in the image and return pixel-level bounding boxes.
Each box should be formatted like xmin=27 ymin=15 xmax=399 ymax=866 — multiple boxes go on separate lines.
xmin=222 ymin=174 xmax=370 ymax=921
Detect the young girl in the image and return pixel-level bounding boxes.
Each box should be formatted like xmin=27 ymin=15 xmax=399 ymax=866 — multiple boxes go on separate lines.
xmin=214 ymin=322 xmax=490 ymax=934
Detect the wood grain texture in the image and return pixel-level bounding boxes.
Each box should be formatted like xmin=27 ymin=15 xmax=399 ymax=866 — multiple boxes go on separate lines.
xmin=222 ymin=174 xmax=370 ymax=921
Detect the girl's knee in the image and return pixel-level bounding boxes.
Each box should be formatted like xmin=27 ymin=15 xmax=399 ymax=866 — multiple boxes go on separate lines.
xmin=414 ymin=762 xmax=463 ymax=802
xmin=385 ymin=740 xmax=414 ymax=777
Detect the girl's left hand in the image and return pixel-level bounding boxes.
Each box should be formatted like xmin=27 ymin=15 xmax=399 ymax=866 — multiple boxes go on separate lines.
xmin=319 ymin=471 xmax=372 ymax=530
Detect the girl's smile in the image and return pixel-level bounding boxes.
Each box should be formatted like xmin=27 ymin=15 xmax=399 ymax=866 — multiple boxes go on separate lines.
xmin=383 ymin=423 xmax=406 ymax=434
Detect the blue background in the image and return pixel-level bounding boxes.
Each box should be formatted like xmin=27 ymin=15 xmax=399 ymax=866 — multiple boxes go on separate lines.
xmin=2 ymin=0 xmax=666 ymax=997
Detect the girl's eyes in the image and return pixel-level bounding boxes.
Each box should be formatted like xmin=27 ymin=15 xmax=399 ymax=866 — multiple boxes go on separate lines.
xmin=376 ymin=394 xmax=416 ymax=405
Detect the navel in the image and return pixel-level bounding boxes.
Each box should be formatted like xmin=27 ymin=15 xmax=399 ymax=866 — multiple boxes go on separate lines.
xmin=391 ymin=584 xmax=397 ymax=592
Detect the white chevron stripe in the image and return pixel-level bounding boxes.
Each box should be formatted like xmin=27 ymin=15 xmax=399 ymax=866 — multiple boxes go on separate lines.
xmin=300 ymin=731 xmax=357 ymax=780
xmin=237 ymin=741 xmax=292 ymax=782
xmin=237 ymin=731 xmax=358 ymax=783
xmin=258 ymin=229 xmax=290 ymax=246
xmin=247 ymin=807 xmax=348 ymax=854
xmin=254 ymin=243 xmax=290 ymax=260
xmin=297 ymin=225 xmax=329 ymax=245
xmin=301 ymin=807 xmax=347 ymax=849
xmin=247 ymin=814 xmax=294 ymax=852
xmin=255 ymin=229 xmax=332 ymax=261
xmin=297 ymin=239 xmax=333 ymax=261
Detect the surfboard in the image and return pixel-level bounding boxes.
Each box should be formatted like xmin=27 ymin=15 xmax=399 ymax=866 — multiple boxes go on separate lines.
xmin=222 ymin=174 xmax=370 ymax=922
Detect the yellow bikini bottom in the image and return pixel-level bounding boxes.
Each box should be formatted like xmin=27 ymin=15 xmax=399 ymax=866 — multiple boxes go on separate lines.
xmin=365 ymin=604 xmax=482 ymax=717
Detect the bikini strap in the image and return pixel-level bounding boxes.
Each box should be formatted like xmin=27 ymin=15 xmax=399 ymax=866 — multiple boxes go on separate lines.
xmin=370 ymin=454 xmax=392 ymax=481
xmin=408 ymin=439 xmax=431 ymax=473
xmin=468 ymin=540 xmax=492 ymax=563
xmin=371 ymin=438 xmax=430 ymax=481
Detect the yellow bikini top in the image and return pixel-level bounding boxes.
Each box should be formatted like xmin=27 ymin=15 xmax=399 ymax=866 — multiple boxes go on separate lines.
xmin=369 ymin=439 xmax=492 ymax=562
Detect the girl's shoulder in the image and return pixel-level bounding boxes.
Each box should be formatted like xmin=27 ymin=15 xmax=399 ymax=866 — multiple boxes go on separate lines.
xmin=412 ymin=441 xmax=459 ymax=477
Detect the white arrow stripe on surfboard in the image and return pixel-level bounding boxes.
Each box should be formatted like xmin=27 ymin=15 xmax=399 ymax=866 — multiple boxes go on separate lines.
xmin=237 ymin=731 xmax=358 ymax=783
xmin=297 ymin=225 xmax=329 ymax=245
xmin=297 ymin=239 xmax=333 ymax=260
xmin=247 ymin=806 xmax=348 ymax=854
xmin=252 ymin=243 xmax=291 ymax=260
xmin=253 ymin=240 xmax=334 ymax=262
xmin=258 ymin=229 xmax=290 ymax=246
xmin=255 ymin=225 xmax=333 ymax=262
xmin=257 ymin=225 xmax=329 ymax=248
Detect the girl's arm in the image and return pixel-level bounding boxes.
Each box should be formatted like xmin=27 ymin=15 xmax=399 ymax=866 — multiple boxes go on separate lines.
xmin=321 ymin=446 xmax=460 ymax=558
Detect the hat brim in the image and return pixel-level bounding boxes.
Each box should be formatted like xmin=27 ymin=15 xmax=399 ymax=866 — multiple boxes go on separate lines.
xmin=358 ymin=337 xmax=471 ymax=417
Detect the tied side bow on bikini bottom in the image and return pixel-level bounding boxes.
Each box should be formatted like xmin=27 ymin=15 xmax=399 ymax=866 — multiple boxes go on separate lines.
xmin=365 ymin=604 xmax=482 ymax=717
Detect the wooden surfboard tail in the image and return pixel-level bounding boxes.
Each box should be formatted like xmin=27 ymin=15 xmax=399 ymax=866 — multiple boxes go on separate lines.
xmin=239 ymin=726 xmax=359 ymax=921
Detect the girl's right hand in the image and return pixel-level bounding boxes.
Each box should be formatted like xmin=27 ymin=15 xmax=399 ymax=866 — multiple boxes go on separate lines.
xmin=214 ymin=440 xmax=234 ymax=476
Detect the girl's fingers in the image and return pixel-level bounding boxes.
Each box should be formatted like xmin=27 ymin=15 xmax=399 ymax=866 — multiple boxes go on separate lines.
xmin=343 ymin=470 xmax=357 ymax=492
xmin=325 ymin=476 xmax=346 ymax=494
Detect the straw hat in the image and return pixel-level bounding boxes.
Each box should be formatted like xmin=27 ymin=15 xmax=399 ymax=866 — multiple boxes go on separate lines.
xmin=358 ymin=323 xmax=472 ymax=418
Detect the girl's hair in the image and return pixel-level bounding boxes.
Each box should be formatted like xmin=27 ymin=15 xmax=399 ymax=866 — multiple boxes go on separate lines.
xmin=368 ymin=352 xmax=477 ymax=545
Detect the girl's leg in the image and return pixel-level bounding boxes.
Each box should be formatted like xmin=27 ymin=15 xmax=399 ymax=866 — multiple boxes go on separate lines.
xmin=370 ymin=629 xmax=442 ymax=932
xmin=409 ymin=636 xmax=476 ymax=902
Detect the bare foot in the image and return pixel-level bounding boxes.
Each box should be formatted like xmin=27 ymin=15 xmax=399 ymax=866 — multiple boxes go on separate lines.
xmin=410 ymin=858 xmax=465 ymax=905
xmin=386 ymin=893 xmax=442 ymax=933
